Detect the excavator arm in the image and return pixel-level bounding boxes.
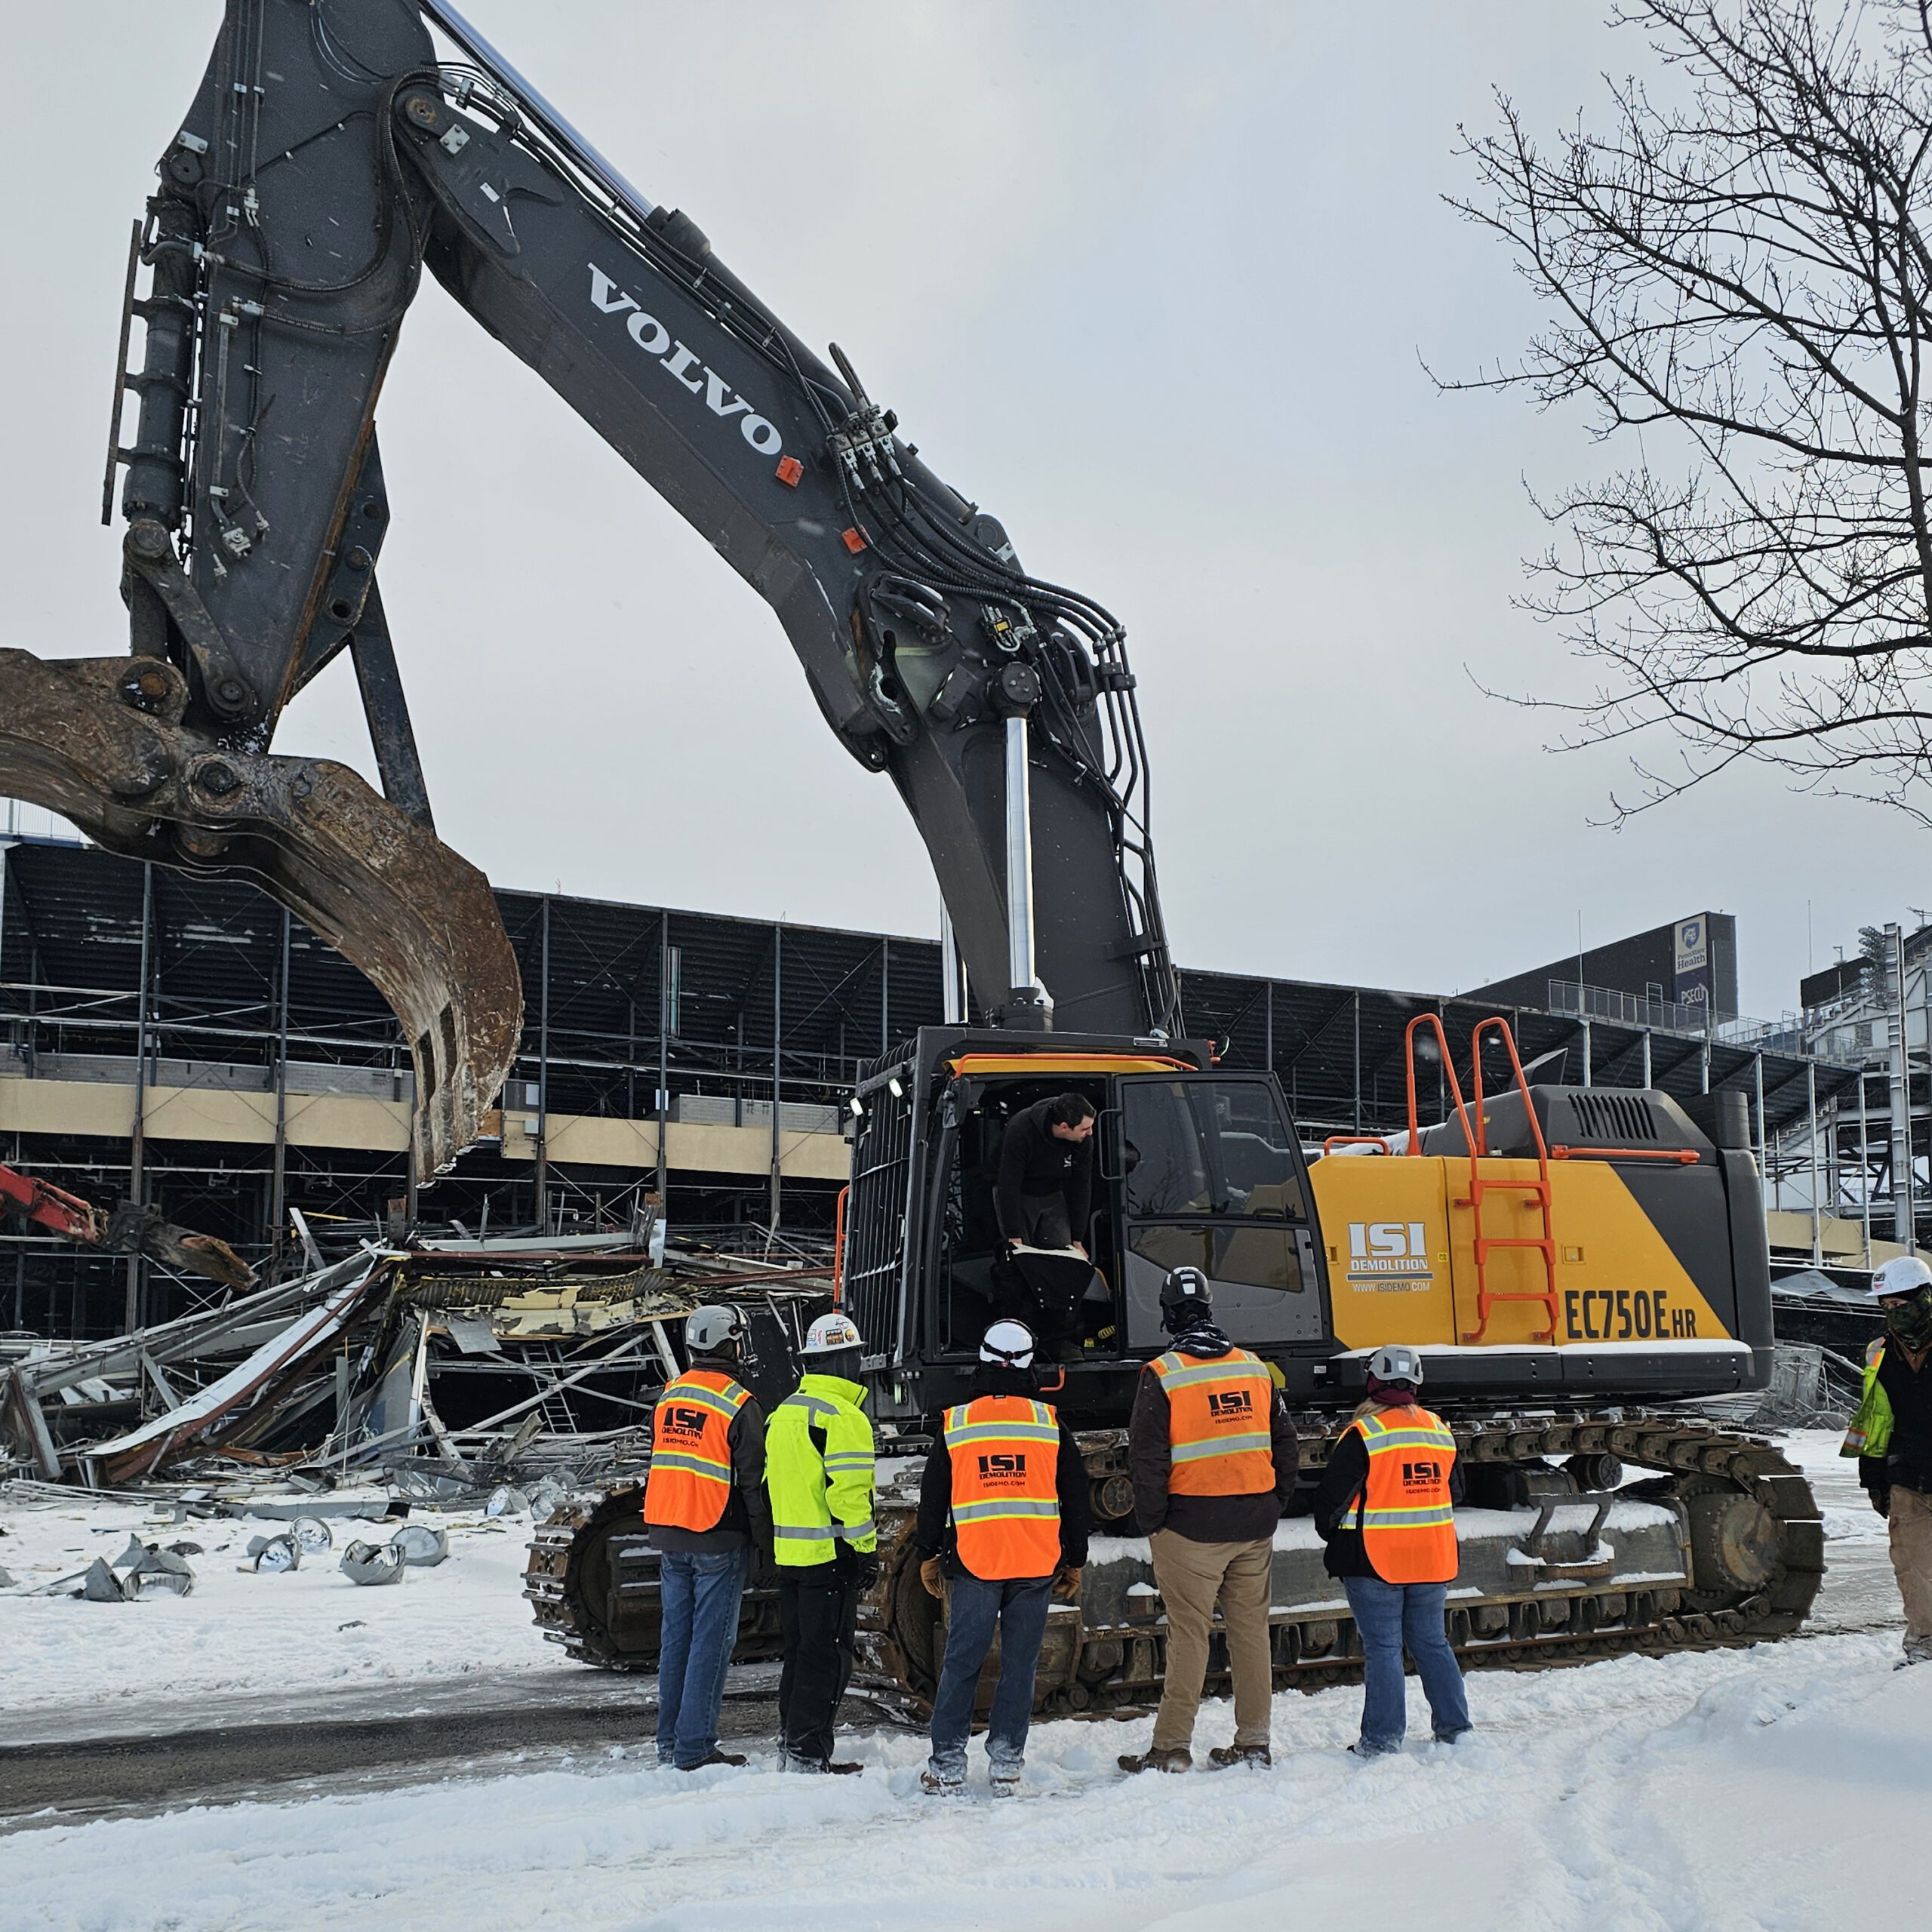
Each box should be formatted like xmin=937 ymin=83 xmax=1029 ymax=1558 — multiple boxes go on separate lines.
xmin=0 ymin=0 xmax=1180 ymax=1177
xmin=0 ymin=1161 xmax=254 ymax=1293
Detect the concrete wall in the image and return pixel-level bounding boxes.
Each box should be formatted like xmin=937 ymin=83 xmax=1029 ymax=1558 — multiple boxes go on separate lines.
xmin=0 ymin=1078 xmax=851 ymax=1180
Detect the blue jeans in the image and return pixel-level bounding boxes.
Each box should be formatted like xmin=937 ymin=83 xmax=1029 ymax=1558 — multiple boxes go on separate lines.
xmin=1342 ymin=1575 xmax=1471 ymax=1752
xmin=927 ymin=1573 xmax=1054 ymax=1779
xmin=656 ymin=1546 xmax=748 ymax=1768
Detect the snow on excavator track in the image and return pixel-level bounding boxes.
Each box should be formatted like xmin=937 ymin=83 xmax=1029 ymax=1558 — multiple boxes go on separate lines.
xmin=522 ymin=1408 xmax=1823 ymax=1712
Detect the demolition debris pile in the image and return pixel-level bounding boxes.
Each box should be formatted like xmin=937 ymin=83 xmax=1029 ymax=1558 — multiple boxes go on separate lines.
xmin=0 ymin=1221 xmax=834 ymax=1498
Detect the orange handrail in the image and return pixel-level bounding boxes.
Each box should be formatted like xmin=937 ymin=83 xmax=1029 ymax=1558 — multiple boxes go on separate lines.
xmin=1550 ymin=1146 xmax=1698 ymax=1164
xmin=831 ymin=1183 xmax=851 ymax=1308
xmin=1463 ymin=1017 xmax=1559 ymax=1343
xmin=1403 ymin=1012 xmax=1475 ymax=1158
xmin=1322 ymin=1134 xmax=1392 ymax=1155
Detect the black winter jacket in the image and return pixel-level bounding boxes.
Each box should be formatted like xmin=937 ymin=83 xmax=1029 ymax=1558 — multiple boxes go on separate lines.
xmin=1860 ymin=1340 xmax=1932 ymax=1499
xmin=1128 ymin=1332 xmax=1298 ymax=1543
xmin=995 ymin=1100 xmax=1094 ymax=1244
xmin=912 ymin=1365 xmax=1092 ymax=1579
xmin=1312 ymin=1402 xmax=1466 ymax=1580
xmin=645 ymin=1352 xmax=775 ymax=1556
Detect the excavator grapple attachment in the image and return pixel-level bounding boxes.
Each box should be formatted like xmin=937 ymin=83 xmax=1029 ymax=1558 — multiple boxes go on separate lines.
xmin=103 ymin=1202 xmax=256 ymax=1294
xmin=2 ymin=1159 xmax=255 ymax=1291
xmin=0 ymin=649 xmax=521 ymax=1177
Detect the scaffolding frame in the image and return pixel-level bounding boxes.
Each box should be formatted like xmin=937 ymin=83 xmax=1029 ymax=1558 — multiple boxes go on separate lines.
xmin=0 ymin=835 xmax=1860 ymax=1337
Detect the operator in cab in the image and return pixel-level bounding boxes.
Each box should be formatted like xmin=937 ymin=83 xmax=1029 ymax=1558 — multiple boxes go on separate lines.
xmin=1118 ymin=1267 xmax=1298 ymax=1774
xmin=764 ymin=1312 xmax=878 ymax=1774
xmin=996 ymin=1092 xmax=1097 ymax=1257
xmin=993 ymin=1092 xmax=1100 ymax=1355
xmin=641 ymin=1304 xmax=772 ymax=1771
xmin=912 ymin=1320 xmax=1091 ymax=1798
xmin=1844 ymin=1254 xmax=1932 ymax=1669
xmin=1314 ymin=1345 xmax=1472 ymax=1755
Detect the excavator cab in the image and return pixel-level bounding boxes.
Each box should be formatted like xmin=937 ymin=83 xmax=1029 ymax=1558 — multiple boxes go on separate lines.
xmin=841 ymin=1029 xmax=1333 ymax=1425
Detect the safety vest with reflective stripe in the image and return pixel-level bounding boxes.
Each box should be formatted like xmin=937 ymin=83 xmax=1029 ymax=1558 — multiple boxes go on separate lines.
xmin=1842 ymin=1337 xmax=1894 ymax=1459
xmin=942 ymin=1396 xmax=1063 ymax=1580
xmin=643 ymin=1369 xmax=751 ymax=1532
xmin=1343 ymin=1404 xmax=1459 ymax=1584
xmin=764 ymin=1372 xmax=877 ymax=1567
xmin=1149 ymin=1347 xmax=1277 ymax=1496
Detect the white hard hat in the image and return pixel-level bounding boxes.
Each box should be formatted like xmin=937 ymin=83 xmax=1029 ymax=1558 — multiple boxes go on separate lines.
xmin=979 ymin=1319 xmax=1036 ymax=1368
xmin=1367 ymin=1344 xmax=1425 ymax=1386
xmin=685 ymin=1305 xmax=746 ymax=1355
xmin=802 ymin=1312 xmax=863 ymax=1356
xmin=1871 ymin=1255 xmax=1932 ymax=1300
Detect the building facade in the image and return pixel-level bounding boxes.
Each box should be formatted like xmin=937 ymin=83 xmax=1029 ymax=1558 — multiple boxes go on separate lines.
xmin=1 ymin=838 xmax=1854 ymax=1337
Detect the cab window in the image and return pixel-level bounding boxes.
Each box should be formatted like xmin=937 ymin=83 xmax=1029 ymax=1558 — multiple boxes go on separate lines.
xmin=1122 ymin=1080 xmax=1304 ymax=1222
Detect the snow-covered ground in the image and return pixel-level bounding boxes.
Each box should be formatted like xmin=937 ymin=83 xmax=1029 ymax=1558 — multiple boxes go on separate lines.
xmin=3 ymin=1630 xmax=1921 ymax=1930
xmin=0 ymin=1487 xmax=568 ymax=1717
xmin=0 ymin=1429 xmax=1896 ymax=1723
xmin=1 ymin=1426 xmax=1918 ymax=1931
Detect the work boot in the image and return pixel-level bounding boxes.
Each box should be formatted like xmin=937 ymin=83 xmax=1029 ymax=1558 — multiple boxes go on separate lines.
xmin=989 ymin=1768 xmax=1023 ymax=1798
xmin=675 ymin=1748 xmax=747 ymax=1771
xmin=920 ymin=1767 xmax=964 ymax=1795
xmin=1118 ymin=1747 xmax=1191 ymax=1774
xmin=825 ymin=1759 xmax=865 ymax=1776
xmin=1897 ymin=1638 xmax=1932 ymax=1670
xmin=1207 ymin=1744 xmax=1272 ymax=1769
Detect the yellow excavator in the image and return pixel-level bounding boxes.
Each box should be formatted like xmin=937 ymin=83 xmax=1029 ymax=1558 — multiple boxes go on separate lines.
xmin=0 ymin=2 xmax=1817 ymax=1708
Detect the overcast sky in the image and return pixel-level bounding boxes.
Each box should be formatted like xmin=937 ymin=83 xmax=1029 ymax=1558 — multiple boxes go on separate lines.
xmin=5 ymin=1 xmax=1922 ymax=1020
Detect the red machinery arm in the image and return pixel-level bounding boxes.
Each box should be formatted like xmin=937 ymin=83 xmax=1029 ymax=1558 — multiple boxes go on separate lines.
xmin=0 ymin=1162 xmax=105 ymax=1244
xmin=0 ymin=1162 xmax=255 ymax=1292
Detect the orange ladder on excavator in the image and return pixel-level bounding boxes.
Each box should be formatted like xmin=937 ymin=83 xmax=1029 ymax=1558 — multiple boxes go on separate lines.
xmin=1401 ymin=1014 xmax=1560 ymax=1345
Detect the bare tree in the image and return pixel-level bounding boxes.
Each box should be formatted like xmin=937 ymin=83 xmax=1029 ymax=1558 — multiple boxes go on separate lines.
xmin=1449 ymin=0 xmax=1932 ymax=823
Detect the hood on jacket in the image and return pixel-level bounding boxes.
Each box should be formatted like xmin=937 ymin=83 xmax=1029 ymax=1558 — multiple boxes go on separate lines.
xmin=797 ymin=1371 xmax=868 ymax=1407
xmin=969 ymin=1363 xmax=1041 ymax=1401
xmin=1164 ymin=1321 xmax=1234 ymax=1358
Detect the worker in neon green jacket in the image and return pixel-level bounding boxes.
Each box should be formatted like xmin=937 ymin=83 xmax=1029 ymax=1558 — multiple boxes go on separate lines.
xmin=765 ymin=1312 xmax=878 ymax=1771
xmin=1843 ymin=1254 xmax=1932 ymax=1669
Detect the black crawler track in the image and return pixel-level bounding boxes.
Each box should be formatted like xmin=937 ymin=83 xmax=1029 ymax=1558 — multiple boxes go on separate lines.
xmin=522 ymin=1410 xmax=1823 ymax=1713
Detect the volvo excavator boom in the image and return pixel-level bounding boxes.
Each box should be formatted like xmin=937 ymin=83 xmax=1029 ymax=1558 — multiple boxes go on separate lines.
xmin=0 ymin=0 xmax=1181 ymax=1177
xmin=2 ymin=2 xmax=1827 ymax=1708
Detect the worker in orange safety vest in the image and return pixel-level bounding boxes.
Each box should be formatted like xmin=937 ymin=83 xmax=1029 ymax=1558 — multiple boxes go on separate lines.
xmin=1118 ymin=1267 xmax=1298 ymax=1775
xmin=1314 ymin=1343 xmax=1472 ymax=1756
xmin=912 ymin=1320 xmax=1091 ymax=1796
xmin=643 ymin=1303 xmax=772 ymax=1770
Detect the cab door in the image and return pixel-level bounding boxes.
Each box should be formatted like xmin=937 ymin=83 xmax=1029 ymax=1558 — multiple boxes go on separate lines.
xmin=1109 ymin=1073 xmax=1331 ymax=1352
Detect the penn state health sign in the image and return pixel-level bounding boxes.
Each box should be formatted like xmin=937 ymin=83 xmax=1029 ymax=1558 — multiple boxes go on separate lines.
xmin=1674 ymin=915 xmax=1713 ymax=1020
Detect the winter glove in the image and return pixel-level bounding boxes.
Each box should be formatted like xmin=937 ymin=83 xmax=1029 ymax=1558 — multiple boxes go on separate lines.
xmin=1872 ymin=1486 xmax=1893 ymax=1520
xmin=851 ymin=1551 xmax=883 ymax=1592
xmin=1051 ymin=1565 xmax=1083 ymax=1603
xmin=920 ymin=1555 xmax=946 ymax=1598
xmin=752 ymin=1546 xmax=779 ymax=1588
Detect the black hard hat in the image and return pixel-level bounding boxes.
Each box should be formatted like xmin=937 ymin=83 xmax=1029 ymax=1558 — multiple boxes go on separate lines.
xmin=1160 ymin=1266 xmax=1212 ymax=1313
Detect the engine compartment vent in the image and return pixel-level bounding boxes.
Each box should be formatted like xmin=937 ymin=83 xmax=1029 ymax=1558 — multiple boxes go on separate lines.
xmin=1568 ymin=1091 xmax=1660 ymax=1143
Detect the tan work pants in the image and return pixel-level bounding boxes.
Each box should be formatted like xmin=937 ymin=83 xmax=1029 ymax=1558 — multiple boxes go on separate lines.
xmin=1148 ymin=1529 xmax=1275 ymax=1752
xmin=1892 ymin=1484 xmax=1932 ymax=1650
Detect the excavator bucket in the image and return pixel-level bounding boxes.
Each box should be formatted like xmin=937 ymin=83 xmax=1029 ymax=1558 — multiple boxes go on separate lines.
xmin=0 ymin=650 xmax=521 ymax=1177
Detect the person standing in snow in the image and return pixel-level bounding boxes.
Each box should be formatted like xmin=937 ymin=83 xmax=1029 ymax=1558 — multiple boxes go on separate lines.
xmin=912 ymin=1320 xmax=1091 ymax=1796
xmin=1118 ymin=1267 xmax=1298 ymax=1774
xmin=764 ymin=1312 xmax=878 ymax=1773
xmin=641 ymin=1304 xmax=772 ymax=1770
xmin=1843 ymin=1254 xmax=1932 ymax=1669
xmin=1313 ymin=1344 xmax=1472 ymax=1755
